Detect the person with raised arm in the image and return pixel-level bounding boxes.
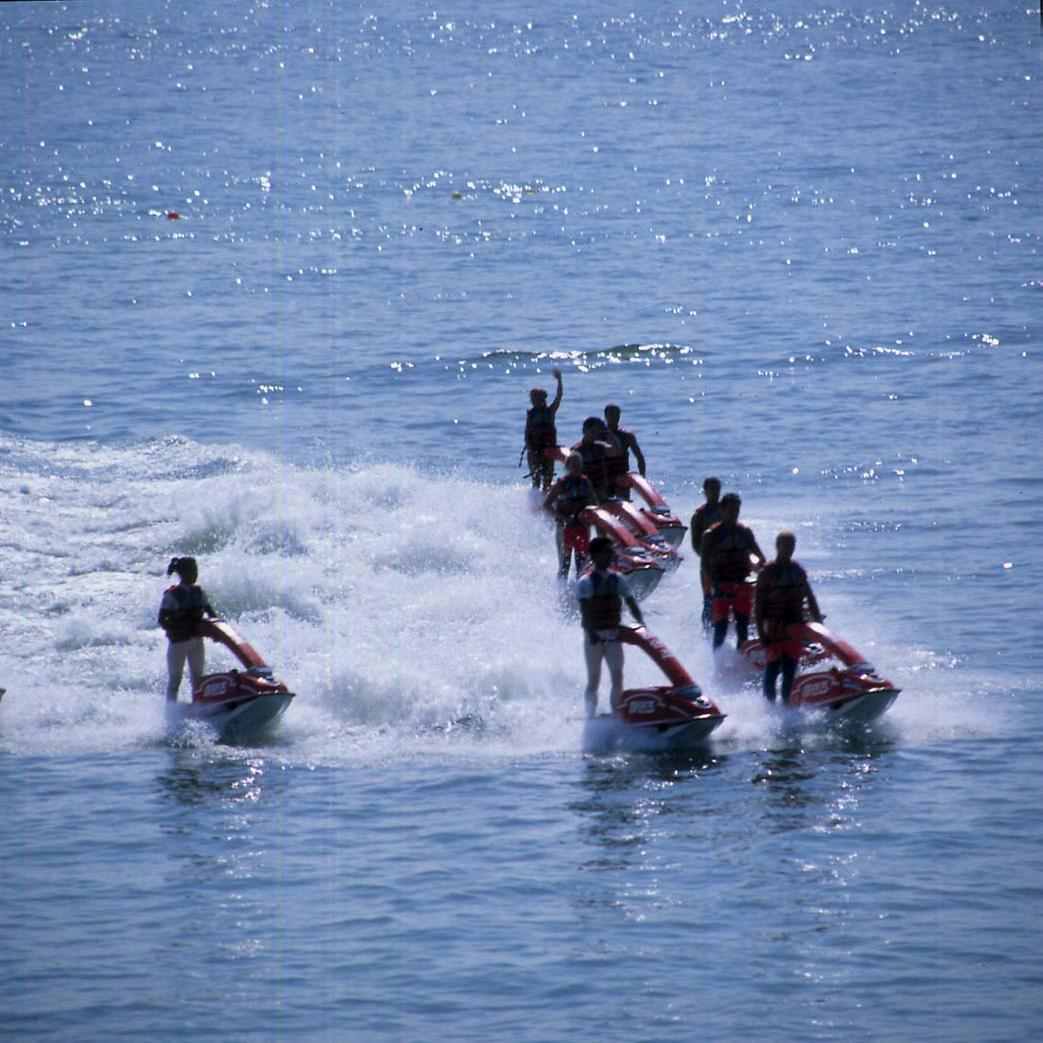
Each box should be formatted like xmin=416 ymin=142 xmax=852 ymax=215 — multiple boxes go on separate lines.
xmin=524 ymin=366 xmax=563 ymax=492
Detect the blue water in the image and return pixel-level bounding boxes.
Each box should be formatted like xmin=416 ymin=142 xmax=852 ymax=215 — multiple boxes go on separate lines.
xmin=2 ymin=2 xmax=1042 ymax=1039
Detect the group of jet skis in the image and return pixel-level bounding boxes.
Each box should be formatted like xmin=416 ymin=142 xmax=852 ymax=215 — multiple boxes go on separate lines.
xmin=157 ymin=380 xmax=898 ymax=749
xmin=529 ymin=391 xmax=901 ymax=750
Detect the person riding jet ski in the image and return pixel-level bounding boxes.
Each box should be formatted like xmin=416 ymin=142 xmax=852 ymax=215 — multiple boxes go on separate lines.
xmin=576 ymin=536 xmax=645 ymax=718
xmin=158 ymin=556 xmax=216 ymax=701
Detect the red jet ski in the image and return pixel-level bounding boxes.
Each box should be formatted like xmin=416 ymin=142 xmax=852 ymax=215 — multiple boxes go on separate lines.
xmin=182 ymin=620 xmax=295 ymax=741
xmin=612 ymin=472 xmax=688 ymax=548
xmin=576 ymin=507 xmax=667 ymax=601
xmin=584 ymin=625 xmax=725 ymax=750
xmin=547 ymin=447 xmax=688 ymax=548
xmin=739 ymin=621 xmax=900 ymax=723
xmin=592 ymin=499 xmax=682 ymax=572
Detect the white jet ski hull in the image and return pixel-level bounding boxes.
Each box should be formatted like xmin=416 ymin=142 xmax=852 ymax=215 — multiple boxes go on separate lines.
xmin=583 ymin=712 xmax=723 ymax=752
xmin=184 ymin=691 xmax=295 ymax=742
xmin=822 ymin=686 xmax=899 ymax=725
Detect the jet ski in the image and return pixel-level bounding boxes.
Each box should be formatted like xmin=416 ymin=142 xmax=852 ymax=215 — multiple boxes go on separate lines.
xmin=739 ymin=621 xmax=900 ymax=724
xmin=578 ymin=506 xmax=667 ymax=600
xmin=612 ymin=472 xmax=688 ymax=548
xmin=593 ymin=499 xmax=683 ymax=572
xmin=547 ymin=446 xmax=687 ymax=548
xmin=180 ymin=619 xmax=295 ymax=741
xmin=583 ymin=625 xmax=725 ymax=751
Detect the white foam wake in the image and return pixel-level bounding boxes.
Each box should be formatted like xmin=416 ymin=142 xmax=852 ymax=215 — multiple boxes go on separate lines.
xmin=0 ymin=435 xmax=1005 ymax=762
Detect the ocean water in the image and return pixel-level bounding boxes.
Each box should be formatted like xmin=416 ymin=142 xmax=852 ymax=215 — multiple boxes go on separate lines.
xmin=2 ymin=2 xmax=1041 ymax=1040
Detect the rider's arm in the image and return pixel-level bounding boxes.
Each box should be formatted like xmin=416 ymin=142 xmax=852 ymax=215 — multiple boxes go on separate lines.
xmin=754 ymin=571 xmax=769 ymax=639
xmin=157 ymin=590 xmax=176 ymax=629
xmin=549 ymin=367 xmax=563 ymax=415
xmin=700 ymin=529 xmax=718 ymax=580
xmin=543 ymin=482 xmax=561 ymax=513
xmin=629 ymin=433 xmax=647 ymax=476
xmin=749 ymin=530 xmax=767 ymax=566
xmin=690 ymin=514 xmax=704 ymax=555
xmin=577 ymin=575 xmax=594 ymax=631
xmin=616 ymin=573 xmax=643 ymax=626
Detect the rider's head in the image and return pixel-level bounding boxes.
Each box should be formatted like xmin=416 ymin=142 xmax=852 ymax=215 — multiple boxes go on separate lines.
xmin=719 ymin=492 xmax=741 ymax=521
xmin=167 ymin=556 xmax=199 ymax=583
xmin=582 ymin=416 xmax=606 ymax=440
xmin=702 ymin=476 xmax=721 ymax=500
xmin=530 ymin=387 xmax=548 ymax=406
xmin=775 ymin=531 xmax=796 ymax=558
xmin=589 ymin=536 xmax=615 ymax=569
xmin=564 ymin=451 xmax=584 ymax=476
xmin=604 ymin=404 xmax=621 ymax=426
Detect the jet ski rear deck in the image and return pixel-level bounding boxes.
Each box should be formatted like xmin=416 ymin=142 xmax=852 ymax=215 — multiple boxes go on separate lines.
xmin=180 ymin=620 xmax=295 ymax=742
xmin=739 ymin=621 xmax=900 ymax=724
xmin=583 ymin=625 xmax=725 ymax=752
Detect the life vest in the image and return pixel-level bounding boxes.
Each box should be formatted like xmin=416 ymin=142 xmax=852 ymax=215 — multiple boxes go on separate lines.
xmin=573 ymin=440 xmax=610 ymax=494
xmin=605 ymin=428 xmax=635 ymax=478
xmin=526 ymin=404 xmax=557 ymax=451
xmin=759 ymin=561 xmax=808 ymax=628
xmin=704 ymin=522 xmax=755 ymax=583
xmin=582 ymin=570 xmax=623 ymax=629
xmin=553 ymin=474 xmax=593 ymax=525
xmin=159 ymin=584 xmax=211 ymax=643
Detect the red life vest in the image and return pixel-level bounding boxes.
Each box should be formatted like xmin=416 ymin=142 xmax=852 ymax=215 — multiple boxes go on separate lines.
xmin=159 ymin=584 xmax=213 ymax=643
xmin=552 ymin=474 xmax=593 ymax=525
xmin=705 ymin=522 xmax=755 ymax=583
xmin=526 ymin=404 xmax=557 ymax=450
xmin=759 ymin=561 xmax=808 ymax=623
xmin=582 ymin=571 xmax=623 ymax=629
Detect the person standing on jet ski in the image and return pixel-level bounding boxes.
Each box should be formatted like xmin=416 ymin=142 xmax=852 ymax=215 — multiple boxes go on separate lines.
xmin=701 ymin=492 xmax=766 ymax=651
xmin=755 ymin=531 xmax=824 ymax=704
xmin=524 ymin=366 xmax=564 ymax=492
xmin=544 ymin=451 xmax=598 ymax=581
xmin=571 ymin=416 xmax=623 ymax=502
xmin=158 ymin=556 xmax=216 ymax=701
xmin=690 ymin=476 xmax=723 ymax=628
xmin=603 ymin=404 xmax=646 ymax=499
xmin=577 ymin=536 xmax=645 ymax=718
